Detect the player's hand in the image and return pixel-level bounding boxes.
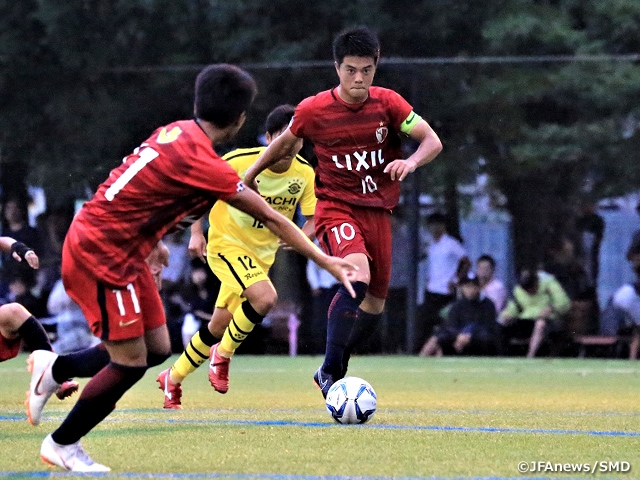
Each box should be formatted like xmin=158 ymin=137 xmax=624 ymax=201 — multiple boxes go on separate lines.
xmin=242 ymin=168 xmax=260 ymax=192
xmin=320 ymin=255 xmax=359 ymax=298
xmin=146 ymin=241 xmax=170 ymax=290
xmin=384 ymin=159 xmax=417 ymax=182
xmin=13 ymin=250 xmax=40 ymax=269
xmin=24 ymin=251 xmax=39 ymax=269
xmin=10 ymin=241 xmax=39 ymax=269
xmin=188 ymin=233 xmax=207 ymax=263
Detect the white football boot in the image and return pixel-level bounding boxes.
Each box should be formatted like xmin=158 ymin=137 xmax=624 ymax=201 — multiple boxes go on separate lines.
xmin=40 ymin=434 xmax=110 ymax=472
xmin=25 ymin=350 xmax=61 ymax=426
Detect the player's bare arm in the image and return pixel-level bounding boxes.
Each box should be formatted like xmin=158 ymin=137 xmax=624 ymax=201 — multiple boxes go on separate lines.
xmin=188 ymin=216 xmax=207 ymax=263
xmin=279 ymin=216 xmax=315 ymax=250
xmin=384 ymin=119 xmax=443 ymax=182
xmin=228 ymin=189 xmax=357 ymax=297
xmin=0 ymin=236 xmax=39 ymax=269
xmin=243 ymin=128 xmax=300 ymax=190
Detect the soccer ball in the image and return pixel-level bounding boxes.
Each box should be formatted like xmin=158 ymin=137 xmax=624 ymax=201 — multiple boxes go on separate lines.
xmin=325 ymin=376 xmax=377 ymax=424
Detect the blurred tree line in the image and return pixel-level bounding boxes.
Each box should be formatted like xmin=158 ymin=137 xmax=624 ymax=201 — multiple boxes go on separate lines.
xmin=2 ymin=0 xmax=640 ymax=267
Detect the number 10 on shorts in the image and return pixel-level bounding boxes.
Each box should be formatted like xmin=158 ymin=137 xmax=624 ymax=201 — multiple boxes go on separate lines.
xmin=330 ymin=223 xmax=356 ymax=245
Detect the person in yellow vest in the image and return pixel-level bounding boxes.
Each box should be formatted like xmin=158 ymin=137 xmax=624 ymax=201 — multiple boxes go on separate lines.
xmin=499 ymin=267 xmax=570 ymax=358
xmin=157 ymin=104 xmax=316 ymax=408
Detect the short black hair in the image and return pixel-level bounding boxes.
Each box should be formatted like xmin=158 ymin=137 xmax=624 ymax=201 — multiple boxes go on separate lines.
xmin=518 ymin=268 xmax=539 ymax=291
xmin=194 ymin=64 xmax=257 ymax=128
xmin=264 ymin=104 xmax=296 ymax=136
xmin=477 ymin=254 xmax=496 ymax=269
xmin=333 ymin=26 xmax=380 ymax=65
xmin=426 ymin=212 xmax=447 ymax=225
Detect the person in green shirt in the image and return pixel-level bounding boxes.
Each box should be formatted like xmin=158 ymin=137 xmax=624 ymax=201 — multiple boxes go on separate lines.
xmin=499 ymin=268 xmax=571 ymax=358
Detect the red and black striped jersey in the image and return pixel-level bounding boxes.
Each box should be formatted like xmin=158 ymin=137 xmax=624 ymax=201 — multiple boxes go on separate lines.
xmin=290 ymin=86 xmax=413 ymax=210
xmin=65 ymin=119 xmax=243 ymax=287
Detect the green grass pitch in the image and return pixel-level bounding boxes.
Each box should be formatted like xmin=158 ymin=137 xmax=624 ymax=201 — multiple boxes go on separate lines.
xmin=1 ymin=354 xmax=640 ymax=479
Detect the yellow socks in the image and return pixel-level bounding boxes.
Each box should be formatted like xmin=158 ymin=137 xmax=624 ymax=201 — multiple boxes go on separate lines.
xmin=219 ymin=301 xmax=264 ymax=357
xmin=170 ymin=327 xmax=218 ymax=384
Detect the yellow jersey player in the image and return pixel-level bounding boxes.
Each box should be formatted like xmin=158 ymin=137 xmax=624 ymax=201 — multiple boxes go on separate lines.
xmin=157 ymin=104 xmax=316 ymax=408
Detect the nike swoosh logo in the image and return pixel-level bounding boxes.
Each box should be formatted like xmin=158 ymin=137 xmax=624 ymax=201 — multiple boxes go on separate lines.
xmin=119 ymin=319 xmax=139 ymax=327
xmin=319 ymin=379 xmax=328 ymax=389
xmin=33 ymin=371 xmax=47 ymax=396
xmin=404 ymin=113 xmax=416 ymax=125
xmin=163 ymin=379 xmax=172 ymax=400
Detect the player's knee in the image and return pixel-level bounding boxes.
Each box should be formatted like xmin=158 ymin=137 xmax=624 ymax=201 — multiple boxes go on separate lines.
xmin=242 ymin=301 xmax=267 ymax=324
xmin=0 ymin=303 xmax=30 ymax=329
xmin=249 ymin=292 xmax=277 ymax=317
xmin=338 ymin=281 xmax=368 ymax=304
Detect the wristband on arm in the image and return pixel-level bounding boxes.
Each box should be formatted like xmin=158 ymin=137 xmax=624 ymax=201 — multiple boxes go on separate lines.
xmin=10 ymin=241 xmax=32 ymax=260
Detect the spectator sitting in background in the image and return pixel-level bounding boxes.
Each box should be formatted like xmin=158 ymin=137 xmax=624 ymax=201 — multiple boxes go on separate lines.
xmin=181 ymin=261 xmax=220 ymax=349
xmin=544 ymin=234 xmax=592 ymax=302
xmin=418 ymin=212 xmax=469 ymax=351
xmin=35 ymin=206 xmax=74 ymax=305
xmin=476 ymin=254 xmax=507 ymax=313
xmin=4 ymin=271 xmax=46 ymax=319
xmin=47 ymin=278 xmax=99 ymax=354
xmin=545 ymin=234 xmax=598 ymax=335
xmin=609 ymin=281 xmax=640 ymax=358
xmin=1 ymin=197 xmax=43 ymax=293
xmin=419 ymin=272 xmax=498 ymax=357
xmin=499 ymin=267 xmax=571 ymax=358
xmin=606 ymin=250 xmax=640 ymax=358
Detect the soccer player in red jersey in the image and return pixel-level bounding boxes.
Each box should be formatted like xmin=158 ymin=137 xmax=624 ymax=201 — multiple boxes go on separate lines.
xmin=244 ymin=26 xmax=443 ymax=397
xmin=36 ymin=64 xmax=357 ymax=473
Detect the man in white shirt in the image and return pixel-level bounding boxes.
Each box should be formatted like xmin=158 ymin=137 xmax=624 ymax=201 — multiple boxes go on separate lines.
xmin=418 ymin=212 xmax=468 ymax=352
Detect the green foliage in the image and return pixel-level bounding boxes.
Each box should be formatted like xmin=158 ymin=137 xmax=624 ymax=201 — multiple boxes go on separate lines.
xmin=2 ymin=0 xmax=640 ymax=263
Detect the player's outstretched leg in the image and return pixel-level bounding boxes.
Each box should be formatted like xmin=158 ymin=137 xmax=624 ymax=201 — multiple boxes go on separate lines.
xmin=40 ymin=434 xmax=110 ymax=472
xmin=26 ymin=350 xmax=78 ymax=426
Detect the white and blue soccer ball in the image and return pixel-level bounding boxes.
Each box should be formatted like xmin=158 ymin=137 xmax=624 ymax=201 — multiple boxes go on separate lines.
xmin=325 ymin=376 xmax=377 ymax=424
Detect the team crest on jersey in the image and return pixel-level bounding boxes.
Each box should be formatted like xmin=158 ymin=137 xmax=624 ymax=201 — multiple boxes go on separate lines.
xmin=376 ymin=125 xmax=388 ymax=144
xmin=288 ymin=179 xmax=302 ymax=195
xmin=157 ymin=126 xmax=182 ymax=144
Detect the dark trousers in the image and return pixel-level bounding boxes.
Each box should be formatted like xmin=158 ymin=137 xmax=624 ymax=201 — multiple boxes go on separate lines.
xmin=417 ymin=291 xmax=455 ymax=353
xmin=383 ymin=287 xmax=407 ymax=353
